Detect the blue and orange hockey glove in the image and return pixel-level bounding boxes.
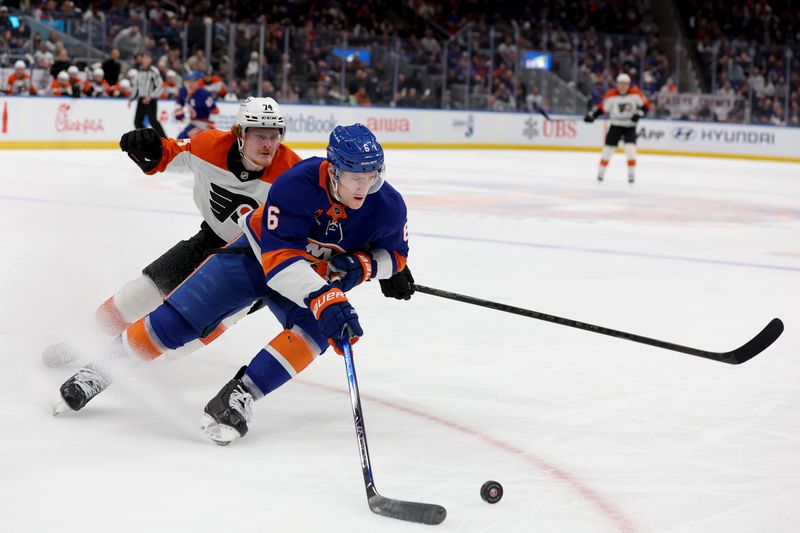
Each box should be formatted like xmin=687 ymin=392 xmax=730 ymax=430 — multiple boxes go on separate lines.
xmin=327 ymin=251 xmax=376 ymax=292
xmin=305 ymin=286 xmax=364 ymax=354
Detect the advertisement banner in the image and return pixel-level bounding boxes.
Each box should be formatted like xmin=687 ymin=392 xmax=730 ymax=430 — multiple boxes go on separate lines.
xmin=1 ymin=96 xmax=798 ymax=162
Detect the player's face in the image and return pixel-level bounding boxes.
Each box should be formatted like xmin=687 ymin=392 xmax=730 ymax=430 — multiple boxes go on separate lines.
xmin=617 ymin=81 xmax=630 ymax=94
xmin=332 ymin=168 xmax=379 ymax=209
xmin=243 ymin=128 xmax=282 ymax=167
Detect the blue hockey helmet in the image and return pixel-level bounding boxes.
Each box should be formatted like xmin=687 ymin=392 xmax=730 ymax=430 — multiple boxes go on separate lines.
xmin=327 ymin=123 xmax=384 ymax=173
xmin=327 ymin=124 xmax=385 ymax=195
xmin=184 ymin=69 xmax=203 ymax=81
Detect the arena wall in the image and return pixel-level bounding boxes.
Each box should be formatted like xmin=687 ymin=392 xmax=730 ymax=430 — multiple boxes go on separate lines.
xmin=0 ymin=96 xmax=797 ymax=162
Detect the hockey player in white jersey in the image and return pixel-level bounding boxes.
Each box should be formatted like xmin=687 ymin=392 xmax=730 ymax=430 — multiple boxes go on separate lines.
xmin=42 ymin=98 xmax=301 ymax=367
xmin=584 ymin=73 xmax=651 ymax=183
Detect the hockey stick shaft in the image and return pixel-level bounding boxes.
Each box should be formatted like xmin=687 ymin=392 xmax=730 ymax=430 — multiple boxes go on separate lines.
xmin=413 ymin=284 xmax=782 ymax=365
xmin=341 ymin=333 xmax=447 ymax=525
xmin=341 ymin=333 xmax=378 ymax=496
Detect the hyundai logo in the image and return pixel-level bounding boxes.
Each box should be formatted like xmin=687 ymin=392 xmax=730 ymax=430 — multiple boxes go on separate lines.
xmin=671 ymin=127 xmax=695 ymax=141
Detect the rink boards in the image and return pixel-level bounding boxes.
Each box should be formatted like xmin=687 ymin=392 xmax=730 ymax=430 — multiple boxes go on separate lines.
xmin=0 ymin=96 xmax=798 ymax=162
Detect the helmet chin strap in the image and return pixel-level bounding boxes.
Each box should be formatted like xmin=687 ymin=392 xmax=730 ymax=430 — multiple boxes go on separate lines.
xmin=241 ymin=152 xmax=265 ymax=171
xmin=328 ymin=175 xmax=342 ymax=202
xmin=238 ymin=130 xmax=265 ymax=171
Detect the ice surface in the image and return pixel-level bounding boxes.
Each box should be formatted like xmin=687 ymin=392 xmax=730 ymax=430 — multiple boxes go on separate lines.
xmin=0 ymin=148 xmax=798 ymax=533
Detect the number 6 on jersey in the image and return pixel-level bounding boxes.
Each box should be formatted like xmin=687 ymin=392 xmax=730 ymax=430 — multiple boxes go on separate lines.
xmin=267 ymin=205 xmax=280 ymax=230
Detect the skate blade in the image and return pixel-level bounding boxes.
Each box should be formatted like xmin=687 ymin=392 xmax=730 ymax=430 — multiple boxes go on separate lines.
xmin=200 ymin=414 xmax=240 ymax=446
xmin=53 ymin=400 xmax=72 ymax=417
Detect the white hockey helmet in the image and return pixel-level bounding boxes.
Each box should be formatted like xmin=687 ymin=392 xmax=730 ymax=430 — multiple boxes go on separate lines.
xmin=57 ymin=70 xmax=69 ymax=81
xmin=127 ymin=68 xmax=138 ymax=79
xmin=93 ymin=67 xmax=104 ymax=78
xmin=234 ymin=96 xmax=286 ymax=150
xmin=616 ymin=73 xmax=631 ymax=84
xmin=14 ymin=60 xmax=26 ymax=70
xmin=67 ymin=65 xmax=79 ymax=76
xmin=166 ymin=69 xmax=177 ymax=79
xmin=119 ymin=78 xmax=131 ymax=89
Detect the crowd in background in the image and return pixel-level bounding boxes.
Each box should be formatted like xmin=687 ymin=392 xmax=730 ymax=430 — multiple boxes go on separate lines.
xmin=679 ymin=0 xmax=799 ymax=126
xmin=0 ymin=0 xmax=797 ymax=126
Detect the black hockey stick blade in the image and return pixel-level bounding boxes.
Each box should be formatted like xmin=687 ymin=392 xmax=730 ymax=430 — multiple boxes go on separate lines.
xmin=369 ymin=493 xmax=447 ymax=525
xmin=414 ymin=284 xmax=783 ymax=365
xmin=723 ymin=317 xmax=783 ymax=365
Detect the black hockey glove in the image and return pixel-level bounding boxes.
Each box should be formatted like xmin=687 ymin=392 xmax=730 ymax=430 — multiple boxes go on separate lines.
xmin=631 ymin=107 xmax=648 ymax=123
xmin=379 ymin=265 xmax=416 ymax=300
xmin=120 ymin=128 xmax=164 ymax=172
xmin=583 ymin=110 xmax=598 ymax=123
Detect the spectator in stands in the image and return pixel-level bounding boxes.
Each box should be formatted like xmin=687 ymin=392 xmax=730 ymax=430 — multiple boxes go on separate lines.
xmin=113 ymin=25 xmax=143 ymax=59
xmin=354 ymin=85 xmax=372 ymax=106
xmin=83 ymin=67 xmax=110 ymax=97
xmin=0 ymin=6 xmax=11 ymax=33
xmin=50 ymin=48 xmax=70 ymax=78
xmin=6 ymin=60 xmax=37 ymax=95
xmin=102 ymin=48 xmax=122 ymax=85
xmin=12 ymin=17 xmax=31 ymax=45
xmin=525 ymin=85 xmax=544 ymax=113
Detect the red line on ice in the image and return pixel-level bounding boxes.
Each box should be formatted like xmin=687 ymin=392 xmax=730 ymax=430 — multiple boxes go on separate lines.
xmin=298 ymin=379 xmax=641 ymax=533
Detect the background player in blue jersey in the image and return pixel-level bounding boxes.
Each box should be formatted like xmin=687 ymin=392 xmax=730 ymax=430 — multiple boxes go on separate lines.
xmin=55 ymin=124 xmax=411 ymax=446
xmin=175 ymin=69 xmax=219 ymax=139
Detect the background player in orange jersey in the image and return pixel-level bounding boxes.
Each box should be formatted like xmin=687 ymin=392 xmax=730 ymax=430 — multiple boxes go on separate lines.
xmin=584 ymin=73 xmax=651 ymax=184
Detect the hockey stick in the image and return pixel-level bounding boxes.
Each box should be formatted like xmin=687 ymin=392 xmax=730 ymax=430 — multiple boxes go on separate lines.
xmin=413 ymin=285 xmax=783 ymax=365
xmin=340 ymin=332 xmax=447 ymax=525
xmin=532 ymin=102 xmax=551 ymax=121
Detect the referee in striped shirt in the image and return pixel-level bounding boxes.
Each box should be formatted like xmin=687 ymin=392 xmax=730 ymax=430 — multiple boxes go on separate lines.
xmin=128 ymin=53 xmax=166 ymax=137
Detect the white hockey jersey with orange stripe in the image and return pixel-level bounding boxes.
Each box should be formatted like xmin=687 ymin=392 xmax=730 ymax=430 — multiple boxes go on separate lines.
xmin=599 ymin=87 xmax=650 ymax=127
xmin=147 ymin=130 xmax=301 ymax=241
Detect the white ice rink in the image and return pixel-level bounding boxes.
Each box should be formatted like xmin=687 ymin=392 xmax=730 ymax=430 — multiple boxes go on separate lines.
xmin=0 ymin=147 xmax=798 ymax=533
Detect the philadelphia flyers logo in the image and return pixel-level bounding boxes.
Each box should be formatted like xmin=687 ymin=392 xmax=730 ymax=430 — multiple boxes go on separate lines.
xmin=209 ymin=183 xmax=259 ymax=223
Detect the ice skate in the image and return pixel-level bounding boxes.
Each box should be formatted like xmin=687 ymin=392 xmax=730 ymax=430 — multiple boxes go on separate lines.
xmin=41 ymin=342 xmax=78 ymax=368
xmin=53 ymin=364 xmax=111 ymax=415
xmin=201 ymin=366 xmax=254 ymax=446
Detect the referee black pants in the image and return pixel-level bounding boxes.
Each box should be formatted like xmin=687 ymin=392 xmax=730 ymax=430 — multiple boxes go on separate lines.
xmin=134 ymin=98 xmax=167 ymax=138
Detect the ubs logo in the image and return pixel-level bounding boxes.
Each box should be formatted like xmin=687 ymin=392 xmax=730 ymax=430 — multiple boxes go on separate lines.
xmin=523 ymin=117 xmax=539 ymax=139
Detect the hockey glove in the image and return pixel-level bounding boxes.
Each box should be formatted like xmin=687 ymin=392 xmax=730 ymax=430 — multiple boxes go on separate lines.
xmin=120 ymin=128 xmax=164 ymax=172
xmin=327 ymin=251 xmax=375 ymax=292
xmin=583 ymin=110 xmax=599 ymax=123
xmin=306 ymin=286 xmax=364 ymax=355
xmin=631 ymin=107 xmax=647 ymax=123
xmin=380 ymin=265 xmax=416 ymax=300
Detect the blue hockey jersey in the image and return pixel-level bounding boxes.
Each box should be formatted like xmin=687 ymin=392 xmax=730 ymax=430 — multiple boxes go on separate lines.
xmin=177 ymin=86 xmax=219 ymax=121
xmin=241 ymin=157 xmax=409 ymax=307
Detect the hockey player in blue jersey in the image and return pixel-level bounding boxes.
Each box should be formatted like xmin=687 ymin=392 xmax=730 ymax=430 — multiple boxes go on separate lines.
xmin=175 ymin=69 xmax=219 ymax=139
xmin=56 ymin=124 xmax=411 ymax=445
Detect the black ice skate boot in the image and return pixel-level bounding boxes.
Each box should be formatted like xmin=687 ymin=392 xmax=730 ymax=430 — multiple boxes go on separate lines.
xmin=201 ymin=366 xmax=254 ymax=446
xmin=53 ymin=364 xmax=111 ymax=415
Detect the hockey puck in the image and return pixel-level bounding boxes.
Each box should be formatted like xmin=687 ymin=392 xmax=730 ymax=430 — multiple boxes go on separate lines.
xmin=480 ymin=480 xmax=503 ymax=504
